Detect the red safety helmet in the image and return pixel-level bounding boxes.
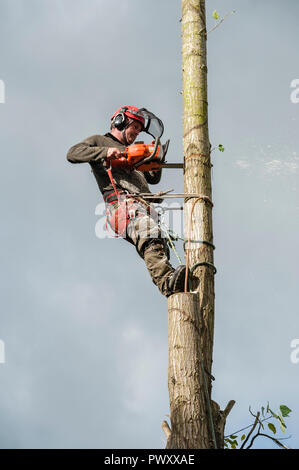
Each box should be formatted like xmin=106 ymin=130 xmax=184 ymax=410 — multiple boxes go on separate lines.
xmin=111 ymin=106 xmax=145 ymax=131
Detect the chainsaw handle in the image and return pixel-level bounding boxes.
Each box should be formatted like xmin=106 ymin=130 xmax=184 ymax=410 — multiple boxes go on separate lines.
xmin=133 ymin=137 xmax=160 ymax=170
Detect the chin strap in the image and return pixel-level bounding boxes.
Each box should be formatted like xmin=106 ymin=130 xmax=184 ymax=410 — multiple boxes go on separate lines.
xmin=121 ymin=117 xmax=136 ymax=146
xmin=122 ymin=128 xmax=129 ymax=146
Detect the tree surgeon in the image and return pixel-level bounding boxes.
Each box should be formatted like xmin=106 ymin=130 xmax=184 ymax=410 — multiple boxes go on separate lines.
xmin=67 ymin=105 xmax=186 ymax=296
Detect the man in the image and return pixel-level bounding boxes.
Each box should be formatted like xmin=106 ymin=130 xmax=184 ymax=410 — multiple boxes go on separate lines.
xmin=67 ymin=105 xmax=186 ymax=296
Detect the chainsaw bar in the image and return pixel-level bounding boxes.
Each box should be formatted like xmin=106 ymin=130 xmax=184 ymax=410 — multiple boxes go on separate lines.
xmin=160 ymin=163 xmax=184 ymax=169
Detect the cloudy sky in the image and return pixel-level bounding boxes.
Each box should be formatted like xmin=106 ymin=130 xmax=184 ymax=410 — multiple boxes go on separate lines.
xmin=0 ymin=0 xmax=298 ymax=449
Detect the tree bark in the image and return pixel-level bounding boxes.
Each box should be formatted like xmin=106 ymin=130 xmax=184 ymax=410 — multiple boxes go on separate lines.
xmin=164 ymin=0 xmax=234 ymax=449
xmin=166 ymin=293 xmax=210 ymax=449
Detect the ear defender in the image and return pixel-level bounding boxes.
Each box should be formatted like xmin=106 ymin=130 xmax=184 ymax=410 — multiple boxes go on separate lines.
xmin=112 ymin=107 xmax=128 ymax=131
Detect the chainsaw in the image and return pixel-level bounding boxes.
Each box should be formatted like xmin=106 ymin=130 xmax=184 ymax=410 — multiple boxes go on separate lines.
xmin=108 ymin=108 xmax=183 ymax=172
xmin=109 ymin=139 xmax=183 ymax=172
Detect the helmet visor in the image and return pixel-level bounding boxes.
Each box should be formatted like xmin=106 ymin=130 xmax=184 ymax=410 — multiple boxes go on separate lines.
xmin=136 ymin=108 xmax=164 ymax=139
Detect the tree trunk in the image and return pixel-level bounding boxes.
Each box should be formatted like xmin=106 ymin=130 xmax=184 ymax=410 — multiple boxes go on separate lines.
xmin=182 ymin=0 xmax=215 ymax=407
xmin=163 ymin=0 xmax=234 ymax=449
xmin=166 ymin=292 xmax=210 ymax=449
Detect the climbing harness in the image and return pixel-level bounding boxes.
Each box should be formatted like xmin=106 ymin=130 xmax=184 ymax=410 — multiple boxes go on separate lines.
xmin=105 ymin=168 xmax=157 ymax=238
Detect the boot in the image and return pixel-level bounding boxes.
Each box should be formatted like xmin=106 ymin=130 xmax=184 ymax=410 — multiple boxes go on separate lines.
xmin=167 ymin=265 xmax=187 ymax=296
xmin=143 ymin=241 xmax=186 ymax=296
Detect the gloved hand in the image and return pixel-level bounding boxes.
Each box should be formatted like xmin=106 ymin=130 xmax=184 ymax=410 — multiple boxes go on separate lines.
xmin=106 ymin=148 xmax=122 ymax=161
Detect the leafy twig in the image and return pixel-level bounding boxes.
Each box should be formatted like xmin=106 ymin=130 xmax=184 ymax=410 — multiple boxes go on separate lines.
xmin=206 ymin=10 xmax=236 ymax=35
xmin=225 ymin=403 xmax=292 ymax=449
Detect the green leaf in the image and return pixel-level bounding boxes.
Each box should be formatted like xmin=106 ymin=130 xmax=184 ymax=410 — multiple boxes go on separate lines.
xmin=225 ymin=438 xmax=238 ymax=448
xmin=241 ymin=434 xmax=246 ymax=441
xmin=212 ymin=9 xmax=220 ymax=20
xmin=225 ymin=438 xmax=233 ymax=445
xmin=218 ymin=144 xmax=225 ymax=152
xmin=268 ymin=423 xmax=276 ymax=435
xmin=261 ymin=406 xmax=265 ymax=417
xmin=280 ymin=405 xmax=292 ymax=418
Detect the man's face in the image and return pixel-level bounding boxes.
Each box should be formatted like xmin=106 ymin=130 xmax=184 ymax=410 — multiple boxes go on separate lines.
xmin=125 ymin=120 xmax=143 ymax=145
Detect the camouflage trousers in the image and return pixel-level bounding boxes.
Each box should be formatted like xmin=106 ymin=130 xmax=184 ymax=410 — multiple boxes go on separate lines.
xmin=106 ymin=196 xmax=175 ymax=296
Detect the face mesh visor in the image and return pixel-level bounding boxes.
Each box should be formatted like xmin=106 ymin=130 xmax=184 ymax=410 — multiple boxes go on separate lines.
xmin=137 ymin=108 xmax=164 ymax=139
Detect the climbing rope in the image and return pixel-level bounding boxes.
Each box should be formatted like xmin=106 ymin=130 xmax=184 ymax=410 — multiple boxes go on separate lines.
xmin=164 ymin=228 xmax=184 ymax=265
xmin=184 ymin=197 xmax=216 ymax=292
xmin=155 ymin=196 xmax=217 ymax=292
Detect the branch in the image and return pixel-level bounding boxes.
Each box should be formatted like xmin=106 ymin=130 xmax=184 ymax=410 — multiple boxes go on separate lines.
xmin=212 ymin=399 xmax=235 ymax=448
xmin=246 ymin=432 xmax=291 ymax=450
xmin=225 ymin=416 xmax=273 ymax=438
xmin=223 ymin=400 xmax=236 ymax=420
xmin=240 ymin=412 xmax=260 ymax=449
xmin=206 ymin=11 xmax=236 ymax=35
xmin=162 ymin=420 xmax=172 ymax=441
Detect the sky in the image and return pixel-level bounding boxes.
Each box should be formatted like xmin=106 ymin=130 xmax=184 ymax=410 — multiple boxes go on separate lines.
xmin=0 ymin=0 xmax=298 ymax=449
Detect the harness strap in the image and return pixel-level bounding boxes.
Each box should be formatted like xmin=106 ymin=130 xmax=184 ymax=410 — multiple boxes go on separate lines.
xmin=106 ymin=168 xmax=121 ymax=203
xmin=104 ymin=191 xmax=119 ymax=203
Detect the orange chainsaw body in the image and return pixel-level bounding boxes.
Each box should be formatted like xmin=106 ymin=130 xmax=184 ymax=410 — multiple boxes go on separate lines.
xmin=110 ymin=143 xmax=162 ymax=171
